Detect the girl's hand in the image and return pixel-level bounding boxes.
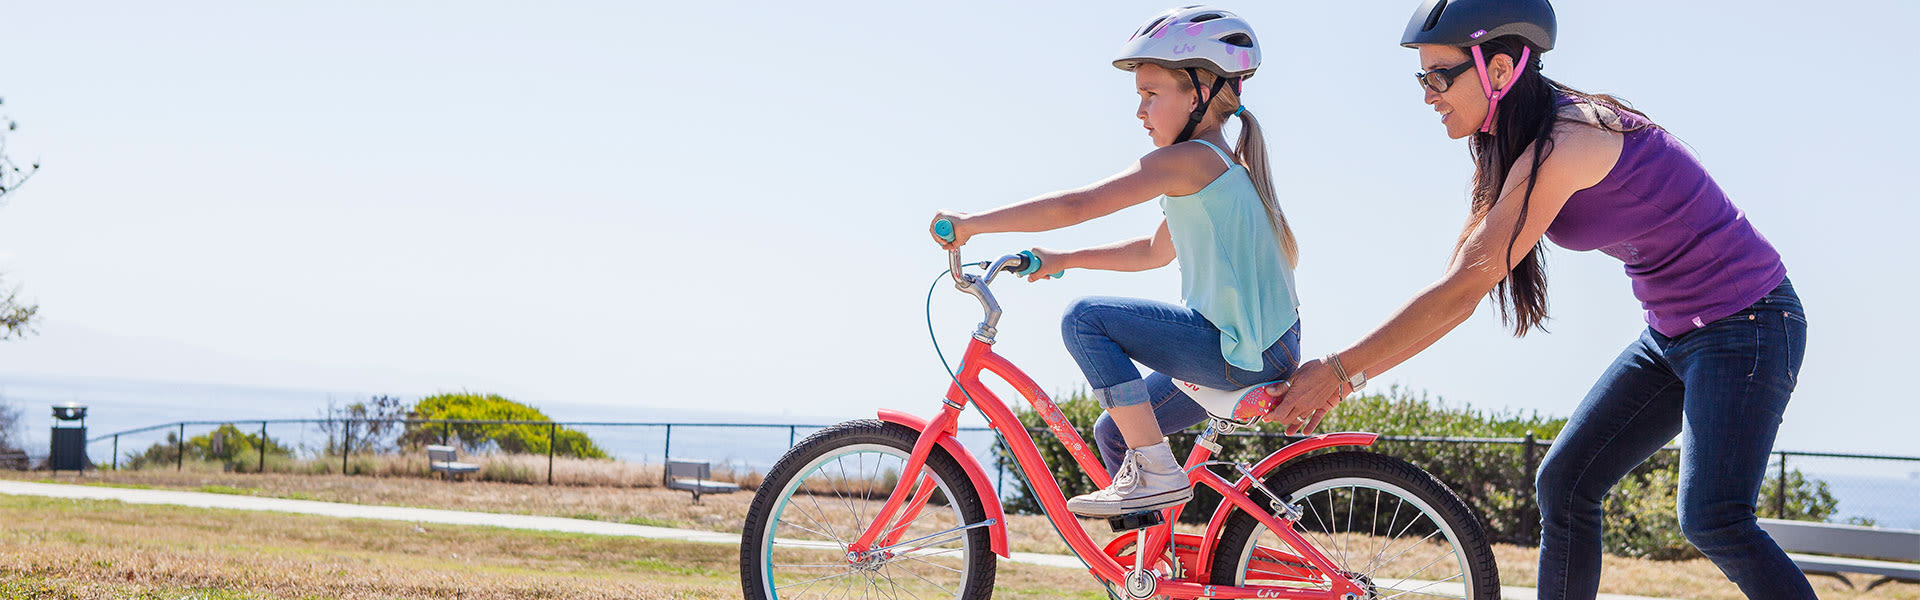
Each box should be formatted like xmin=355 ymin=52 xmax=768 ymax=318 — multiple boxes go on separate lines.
xmin=930 ymin=211 xmax=973 ymax=250
xmin=1024 ymin=247 xmax=1069 ymax=282
xmin=1265 ymin=358 xmax=1347 ymax=435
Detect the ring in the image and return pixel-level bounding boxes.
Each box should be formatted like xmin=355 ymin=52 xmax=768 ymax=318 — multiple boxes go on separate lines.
xmin=1295 ymin=416 xmax=1308 ymax=423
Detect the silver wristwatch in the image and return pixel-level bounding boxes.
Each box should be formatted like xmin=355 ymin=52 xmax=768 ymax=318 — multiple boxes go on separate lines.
xmin=1325 ymin=353 xmax=1368 ymax=394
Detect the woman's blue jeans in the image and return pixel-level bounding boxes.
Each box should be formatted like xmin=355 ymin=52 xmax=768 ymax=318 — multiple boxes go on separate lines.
xmin=1059 ymin=296 xmax=1301 ymax=475
xmin=1535 ymin=278 xmax=1813 ymax=599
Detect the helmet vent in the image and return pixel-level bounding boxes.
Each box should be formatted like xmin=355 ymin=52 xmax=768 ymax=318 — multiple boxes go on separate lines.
xmin=1220 ymin=33 xmax=1253 ymax=47
xmin=1422 ymin=0 xmax=1448 ymax=32
xmin=1137 ymin=16 xmax=1169 ymax=38
xmin=1190 ymin=12 xmax=1224 ymax=23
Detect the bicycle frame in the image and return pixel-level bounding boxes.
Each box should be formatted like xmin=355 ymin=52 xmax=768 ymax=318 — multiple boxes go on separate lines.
xmin=850 ymin=330 xmax=1381 ymax=598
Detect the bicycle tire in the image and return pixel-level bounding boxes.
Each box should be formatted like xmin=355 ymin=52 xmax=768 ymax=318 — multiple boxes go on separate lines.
xmin=1208 ymin=451 xmax=1500 ymax=599
xmin=740 ymin=419 xmax=996 ymax=600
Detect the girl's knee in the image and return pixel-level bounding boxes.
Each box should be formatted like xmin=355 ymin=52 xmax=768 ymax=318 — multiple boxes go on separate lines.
xmin=1061 ymin=297 xmax=1104 ymax=331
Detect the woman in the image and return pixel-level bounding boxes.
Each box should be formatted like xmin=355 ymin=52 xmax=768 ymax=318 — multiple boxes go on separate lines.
xmin=1267 ymin=0 xmax=1813 ymax=597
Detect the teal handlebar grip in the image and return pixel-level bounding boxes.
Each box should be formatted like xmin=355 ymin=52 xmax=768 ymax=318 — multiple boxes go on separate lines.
xmin=934 ymin=219 xmax=955 ymax=243
xmin=1016 ymin=250 xmax=1064 ymax=279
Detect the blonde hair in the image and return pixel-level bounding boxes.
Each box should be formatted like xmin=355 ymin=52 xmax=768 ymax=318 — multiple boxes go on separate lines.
xmin=1178 ymin=69 xmax=1300 ymax=268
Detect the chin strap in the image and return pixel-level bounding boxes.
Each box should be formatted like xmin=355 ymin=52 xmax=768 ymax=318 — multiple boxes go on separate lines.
xmin=1176 ymin=68 xmax=1234 ymax=143
xmin=1472 ymin=45 xmax=1532 ymax=134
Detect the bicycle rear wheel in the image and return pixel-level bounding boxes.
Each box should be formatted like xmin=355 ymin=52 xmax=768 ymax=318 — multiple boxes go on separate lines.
xmin=1209 ymin=451 xmax=1500 ymax=599
xmin=740 ymin=419 xmax=996 ymax=600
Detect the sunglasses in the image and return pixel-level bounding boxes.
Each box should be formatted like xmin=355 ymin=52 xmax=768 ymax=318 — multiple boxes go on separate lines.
xmin=1415 ymin=61 xmax=1476 ymax=94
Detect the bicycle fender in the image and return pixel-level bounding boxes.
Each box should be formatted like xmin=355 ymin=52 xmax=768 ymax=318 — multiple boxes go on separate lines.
xmin=876 ymin=409 xmax=1010 ymax=558
xmin=1243 ymin=432 xmax=1380 ymax=484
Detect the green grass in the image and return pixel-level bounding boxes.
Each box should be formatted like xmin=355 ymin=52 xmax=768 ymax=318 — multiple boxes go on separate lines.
xmin=195 ymin=484 xmax=261 ymax=496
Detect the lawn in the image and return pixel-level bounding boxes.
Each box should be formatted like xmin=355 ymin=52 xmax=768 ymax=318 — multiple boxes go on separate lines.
xmin=0 ymin=493 xmax=1105 ymax=600
xmin=2 ymin=469 xmax=1914 ymax=599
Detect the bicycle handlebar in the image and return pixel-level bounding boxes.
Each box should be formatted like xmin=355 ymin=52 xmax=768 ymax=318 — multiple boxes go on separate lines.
xmin=935 ymin=218 xmax=1063 ymax=281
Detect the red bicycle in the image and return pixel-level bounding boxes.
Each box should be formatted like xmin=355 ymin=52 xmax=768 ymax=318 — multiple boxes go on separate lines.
xmin=741 ymin=246 xmax=1499 ymax=600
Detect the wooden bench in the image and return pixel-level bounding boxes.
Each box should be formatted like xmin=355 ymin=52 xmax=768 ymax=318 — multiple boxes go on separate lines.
xmin=1758 ymin=517 xmax=1920 ymax=590
xmin=664 ymin=458 xmax=739 ymax=503
xmin=426 ymin=445 xmax=480 ymax=480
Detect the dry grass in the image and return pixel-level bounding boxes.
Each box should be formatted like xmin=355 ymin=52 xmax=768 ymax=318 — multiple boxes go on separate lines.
xmin=0 ymin=494 xmax=1107 ymax=600
xmin=109 ymin=451 xmax=767 ymax=490
xmin=5 ymin=469 xmax=1916 ymax=599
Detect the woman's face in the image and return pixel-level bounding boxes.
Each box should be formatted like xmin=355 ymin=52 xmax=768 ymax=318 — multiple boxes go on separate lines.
xmin=1135 ymin=64 xmax=1199 ymax=147
xmin=1417 ymin=45 xmax=1512 ymax=139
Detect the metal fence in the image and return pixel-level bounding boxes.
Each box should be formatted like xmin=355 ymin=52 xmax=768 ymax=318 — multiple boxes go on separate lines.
xmin=55 ymin=418 xmax=1920 ymax=529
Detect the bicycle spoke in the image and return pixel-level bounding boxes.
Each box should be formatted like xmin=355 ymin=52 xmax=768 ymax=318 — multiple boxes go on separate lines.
xmin=777 ymin=569 xmax=860 ymax=592
xmin=830 ymin=455 xmax=868 ymax=536
xmin=893 ymin=551 xmax=964 ymax=574
xmin=1298 ymin=489 xmax=1342 ymax=567
xmin=1384 ymin=547 xmax=1459 ymax=593
xmin=1368 ymin=496 xmax=1404 ymax=574
xmin=802 ymin=486 xmax=850 ymax=545
xmin=1366 ymin=527 xmax=1446 ymax=579
xmin=1377 ymin=571 xmax=1467 ymax=600
xmin=889 ymin=557 xmax=960 ymax=598
xmin=877 ymin=564 xmax=907 ymax=600
xmin=1344 ymin=485 xmax=1357 ymax=568
xmin=777 ymin=518 xmax=841 ymax=544
xmin=881 ymin=563 xmax=925 ymax=600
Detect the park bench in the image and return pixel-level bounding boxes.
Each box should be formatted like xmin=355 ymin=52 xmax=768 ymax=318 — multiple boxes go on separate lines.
xmin=0 ymin=450 xmax=27 ymax=470
xmin=426 ymin=445 xmax=480 ymax=480
xmin=1758 ymin=517 xmax=1920 ymax=590
xmin=664 ymin=458 xmax=739 ymax=503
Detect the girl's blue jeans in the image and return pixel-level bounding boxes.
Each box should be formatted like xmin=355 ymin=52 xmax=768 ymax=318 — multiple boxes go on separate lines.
xmin=1059 ymin=296 xmax=1302 ymax=475
xmin=1535 ymin=278 xmax=1814 ymax=599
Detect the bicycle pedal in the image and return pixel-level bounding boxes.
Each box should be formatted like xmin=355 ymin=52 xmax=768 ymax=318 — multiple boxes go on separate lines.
xmin=1106 ymin=510 xmax=1165 ymax=533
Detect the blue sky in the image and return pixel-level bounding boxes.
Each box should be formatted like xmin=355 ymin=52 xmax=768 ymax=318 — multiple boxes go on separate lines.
xmin=0 ymin=1 xmax=1915 ymax=456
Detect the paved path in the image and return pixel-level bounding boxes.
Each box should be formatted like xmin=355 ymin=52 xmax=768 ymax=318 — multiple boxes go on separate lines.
xmin=1 ymin=480 xmax=1668 ymax=599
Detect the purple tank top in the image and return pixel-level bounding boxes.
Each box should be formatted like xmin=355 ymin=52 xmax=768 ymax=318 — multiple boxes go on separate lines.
xmin=1542 ymin=99 xmax=1787 ymax=337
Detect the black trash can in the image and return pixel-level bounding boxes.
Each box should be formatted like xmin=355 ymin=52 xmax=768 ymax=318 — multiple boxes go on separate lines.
xmin=49 ymin=403 xmax=88 ymax=472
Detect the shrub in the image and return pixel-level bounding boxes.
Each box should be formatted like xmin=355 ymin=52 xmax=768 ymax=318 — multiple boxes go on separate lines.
xmin=400 ymin=392 xmax=606 ymax=459
xmin=123 ymin=424 xmax=295 ymax=472
xmin=992 ymin=385 xmax=1838 ymax=559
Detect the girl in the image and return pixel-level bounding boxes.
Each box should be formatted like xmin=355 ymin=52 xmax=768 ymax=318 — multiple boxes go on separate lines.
xmin=1269 ymin=1 xmax=1814 ymax=597
xmin=929 ymin=6 xmax=1303 ymax=518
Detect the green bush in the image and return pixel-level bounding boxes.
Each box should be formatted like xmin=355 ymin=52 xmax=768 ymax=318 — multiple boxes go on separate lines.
xmin=123 ymin=424 xmax=294 ymax=472
xmin=991 ymin=385 xmax=1838 ymax=560
xmin=401 ymin=392 xmax=606 ymax=459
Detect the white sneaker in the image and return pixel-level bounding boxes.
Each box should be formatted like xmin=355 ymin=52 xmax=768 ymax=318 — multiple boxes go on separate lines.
xmin=1065 ymin=441 xmax=1193 ymax=517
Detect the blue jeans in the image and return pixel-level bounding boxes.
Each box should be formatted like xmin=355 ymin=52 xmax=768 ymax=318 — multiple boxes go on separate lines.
xmin=1535 ymin=278 xmax=1812 ymax=599
xmin=1060 ymin=296 xmax=1302 ymax=475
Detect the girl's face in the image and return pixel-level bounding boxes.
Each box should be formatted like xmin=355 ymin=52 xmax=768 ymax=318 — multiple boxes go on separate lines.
xmin=1135 ymin=64 xmax=1201 ymax=147
xmin=1416 ymin=45 xmax=1511 ymax=139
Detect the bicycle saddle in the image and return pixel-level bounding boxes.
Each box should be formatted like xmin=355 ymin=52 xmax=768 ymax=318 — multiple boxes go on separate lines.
xmin=1171 ymin=378 xmax=1286 ymax=425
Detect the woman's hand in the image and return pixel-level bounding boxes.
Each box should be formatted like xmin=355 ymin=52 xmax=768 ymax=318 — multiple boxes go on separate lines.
xmin=930 ymin=211 xmax=973 ymax=250
xmin=1264 ymin=358 xmax=1348 ymax=435
xmin=1023 ymin=247 xmax=1070 ymax=282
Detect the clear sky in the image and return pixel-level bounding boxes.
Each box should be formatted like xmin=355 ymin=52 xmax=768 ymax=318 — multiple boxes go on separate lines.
xmin=0 ymin=1 xmax=1914 ymax=456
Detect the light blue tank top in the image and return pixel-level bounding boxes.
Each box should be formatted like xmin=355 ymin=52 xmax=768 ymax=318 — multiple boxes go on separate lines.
xmin=1160 ymin=139 xmax=1301 ymax=371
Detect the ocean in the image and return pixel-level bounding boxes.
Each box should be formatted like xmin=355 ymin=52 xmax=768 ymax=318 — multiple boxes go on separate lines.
xmin=3 ymin=373 xmax=1914 ymax=529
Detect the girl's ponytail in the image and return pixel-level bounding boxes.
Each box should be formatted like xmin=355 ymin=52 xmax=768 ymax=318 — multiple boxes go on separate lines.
xmin=1232 ymin=107 xmax=1299 ymax=268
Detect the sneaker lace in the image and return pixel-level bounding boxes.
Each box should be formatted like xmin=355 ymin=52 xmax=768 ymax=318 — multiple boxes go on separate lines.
xmin=1109 ymin=450 xmax=1142 ymax=494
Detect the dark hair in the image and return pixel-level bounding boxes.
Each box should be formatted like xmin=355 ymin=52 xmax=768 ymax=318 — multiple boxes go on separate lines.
xmin=1461 ymin=36 xmax=1656 ymax=337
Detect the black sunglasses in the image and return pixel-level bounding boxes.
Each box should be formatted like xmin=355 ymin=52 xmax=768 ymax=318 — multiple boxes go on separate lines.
xmin=1415 ymin=61 xmax=1476 ymax=94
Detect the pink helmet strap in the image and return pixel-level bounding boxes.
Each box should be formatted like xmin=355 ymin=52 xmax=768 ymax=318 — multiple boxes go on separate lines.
xmin=1472 ymin=45 xmax=1532 ymax=134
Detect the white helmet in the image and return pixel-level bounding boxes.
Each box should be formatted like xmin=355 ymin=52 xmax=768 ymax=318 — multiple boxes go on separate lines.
xmin=1113 ymin=6 xmax=1261 ymax=79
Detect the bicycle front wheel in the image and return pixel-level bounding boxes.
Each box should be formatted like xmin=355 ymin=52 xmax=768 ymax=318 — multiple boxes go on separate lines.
xmin=1209 ymin=451 xmax=1500 ymax=599
xmin=739 ymin=419 xmax=996 ymax=600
